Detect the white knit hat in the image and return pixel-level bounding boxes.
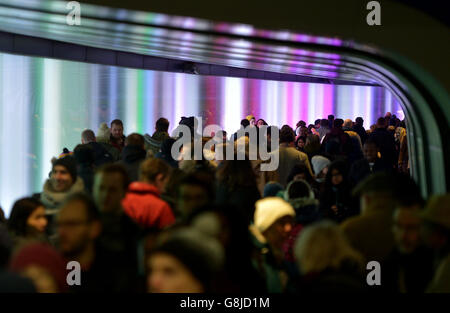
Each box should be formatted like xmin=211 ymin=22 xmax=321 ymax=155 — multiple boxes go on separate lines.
xmin=96 ymin=122 xmax=111 ymax=143
xmin=254 ymin=197 xmax=295 ymax=233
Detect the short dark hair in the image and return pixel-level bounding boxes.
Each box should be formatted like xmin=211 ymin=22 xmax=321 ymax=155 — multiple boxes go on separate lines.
xmin=256 ymin=119 xmax=267 ymax=126
xmin=280 ymin=125 xmax=295 ymax=143
xmin=287 ymin=163 xmax=313 ymax=184
xmin=314 ymin=119 xmax=321 ymax=125
xmin=296 ymin=120 xmax=306 ymax=128
xmin=111 ymin=119 xmax=123 ymax=128
xmin=81 ymin=129 xmax=96 ymax=143
xmin=355 ymin=117 xmax=364 ymax=124
xmin=156 ymin=118 xmax=170 ymax=132
xmin=240 ymin=119 xmax=250 ymax=128
xmin=333 ymin=119 xmax=344 ymax=128
xmin=126 ymin=133 xmax=145 ymax=147
xmin=62 ymin=192 xmax=100 ymax=222
xmin=96 ymin=163 xmax=130 ymax=191
xmin=377 ymin=117 xmax=386 ymax=127
xmin=328 ymin=115 xmax=335 ymax=120
xmin=8 ymin=198 xmax=43 ymax=236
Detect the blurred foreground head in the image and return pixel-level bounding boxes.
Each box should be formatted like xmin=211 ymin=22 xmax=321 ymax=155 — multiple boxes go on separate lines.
xmin=147 ymin=227 xmax=224 ymax=293
xmin=10 ymin=243 xmax=67 ymax=293
xmin=294 ymin=221 xmax=364 ymax=275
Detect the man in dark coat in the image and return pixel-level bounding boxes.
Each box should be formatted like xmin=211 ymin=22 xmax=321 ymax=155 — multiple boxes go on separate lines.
xmin=348 ymin=139 xmax=391 ymax=187
xmin=119 ymin=133 xmax=147 ymax=183
xmin=352 ymin=117 xmax=368 ymax=144
xmin=81 ymin=129 xmax=114 ymax=166
xmin=368 ymin=117 xmax=396 ymax=169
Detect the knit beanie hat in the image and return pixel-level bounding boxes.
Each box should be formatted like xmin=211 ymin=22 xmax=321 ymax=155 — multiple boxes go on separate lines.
xmin=52 ymin=156 xmax=77 ymax=181
xmin=96 ymin=123 xmax=111 ymax=143
xmin=311 ymin=155 xmax=331 ymax=176
xmin=246 ymin=115 xmax=255 ymax=121
xmin=9 ymin=243 xmax=68 ymax=292
xmin=58 ymin=148 xmax=73 ymax=159
xmin=254 ymin=197 xmax=295 ymax=233
xmin=151 ymin=228 xmax=224 ymax=290
xmin=263 ymin=181 xmax=284 ymax=198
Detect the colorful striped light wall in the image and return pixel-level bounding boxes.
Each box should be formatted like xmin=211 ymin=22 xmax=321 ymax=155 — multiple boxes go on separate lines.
xmin=0 ymin=52 xmax=403 ymax=215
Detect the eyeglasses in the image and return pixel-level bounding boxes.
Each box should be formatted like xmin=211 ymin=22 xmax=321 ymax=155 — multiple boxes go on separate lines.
xmin=56 ymin=220 xmax=89 ymax=228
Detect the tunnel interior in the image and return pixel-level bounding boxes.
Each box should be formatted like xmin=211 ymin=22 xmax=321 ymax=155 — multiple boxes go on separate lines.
xmin=0 ymin=0 xmax=448 ymax=215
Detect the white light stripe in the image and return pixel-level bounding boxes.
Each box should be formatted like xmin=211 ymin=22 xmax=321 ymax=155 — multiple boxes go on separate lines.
xmin=42 ymin=58 xmax=61 ymax=183
xmin=0 ymin=54 xmax=30 ymax=215
xmin=224 ymin=77 xmax=242 ymax=134
xmin=125 ymin=68 xmax=138 ymax=133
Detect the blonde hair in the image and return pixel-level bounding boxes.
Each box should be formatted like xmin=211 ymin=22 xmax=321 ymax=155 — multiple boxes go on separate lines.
xmin=294 ymin=221 xmax=364 ymax=275
xmin=396 ymin=127 xmax=406 ymax=141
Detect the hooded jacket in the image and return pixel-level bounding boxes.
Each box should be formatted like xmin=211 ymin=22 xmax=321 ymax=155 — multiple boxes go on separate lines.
xmin=122 ymin=182 xmax=175 ymax=229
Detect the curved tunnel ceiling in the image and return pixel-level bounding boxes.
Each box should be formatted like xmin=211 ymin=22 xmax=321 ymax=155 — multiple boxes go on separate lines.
xmin=0 ymin=0 xmax=448 ymax=194
xmin=0 ymin=0 xmax=384 ymax=86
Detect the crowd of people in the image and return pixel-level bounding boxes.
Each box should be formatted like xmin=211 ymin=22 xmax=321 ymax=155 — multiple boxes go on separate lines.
xmin=0 ymin=113 xmax=449 ymax=293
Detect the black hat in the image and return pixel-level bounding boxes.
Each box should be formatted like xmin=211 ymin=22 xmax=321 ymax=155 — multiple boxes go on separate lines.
xmin=52 ymin=156 xmax=77 ymax=181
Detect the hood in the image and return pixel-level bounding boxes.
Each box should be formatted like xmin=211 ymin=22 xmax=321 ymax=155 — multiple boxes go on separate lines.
xmin=122 ymin=145 xmax=146 ymax=163
xmin=288 ymin=197 xmax=319 ymax=210
xmin=127 ymin=182 xmax=160 ymax=196
xmin=152 ymin=131 xmax=170 ymax=142
xmin=41 ymin=177 xmax=85 ymax=214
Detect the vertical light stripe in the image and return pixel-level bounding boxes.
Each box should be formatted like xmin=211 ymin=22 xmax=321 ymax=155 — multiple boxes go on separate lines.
xmin=323 ymin=84 xmax=333 ymax=118
xmin=144 ymin=70 xmax=154 ymax=134
xmin=109 ymin=66 xmax=118 ymax=122
xmin=315 ymin=84 xmax=325 ymax=123
xmin=124 ymin=68 xmax=138 ymax=133
xmin=0 ymin=55 xmax=30 ymax=215
xmin=224 ymin=77 xmax=242 ymax=133
xmin=174 ymin=73 xmax=185 ymax=125
xmin=90 ymin=64 xmax=100 ymax=130
xmin=365 ymin=87 xmax=373 ymax=129
xmin=352 ymin=86 xmax=362 ymax=121
xmin=42 ymin=58 xmax=61 ymax=181
xmin=292 ymin=82 xmax=300 ymax=125
xmin=385 ymin=89 xmax=393 ymax=115
xmin=307 ymin=84 xmax=317 ymax=125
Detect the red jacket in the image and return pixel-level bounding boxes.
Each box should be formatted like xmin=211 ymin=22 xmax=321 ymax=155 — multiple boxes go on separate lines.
xmin=122 ymin=182 xmax=175 ymax=229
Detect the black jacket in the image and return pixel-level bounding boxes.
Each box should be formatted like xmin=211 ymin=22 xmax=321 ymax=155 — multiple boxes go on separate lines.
xmin=119 ymin=145 xmax=146 ymax=182
xmin=382 ymin=246 xmax=434 ymax=293
xmin=319 ymin=183 xmax=357 ymax=223
xmin=368 ymin=128 xmax=396 ymax=168
xmin=353 ymin=124 xmax=368 ymax=144
xmin=348 ymin=158 xmax=391 ymax=187
xmin=86 ymin=142 xmax=114 ymax=166
xmin=77 ymin=164 xmax=94 ymax=194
